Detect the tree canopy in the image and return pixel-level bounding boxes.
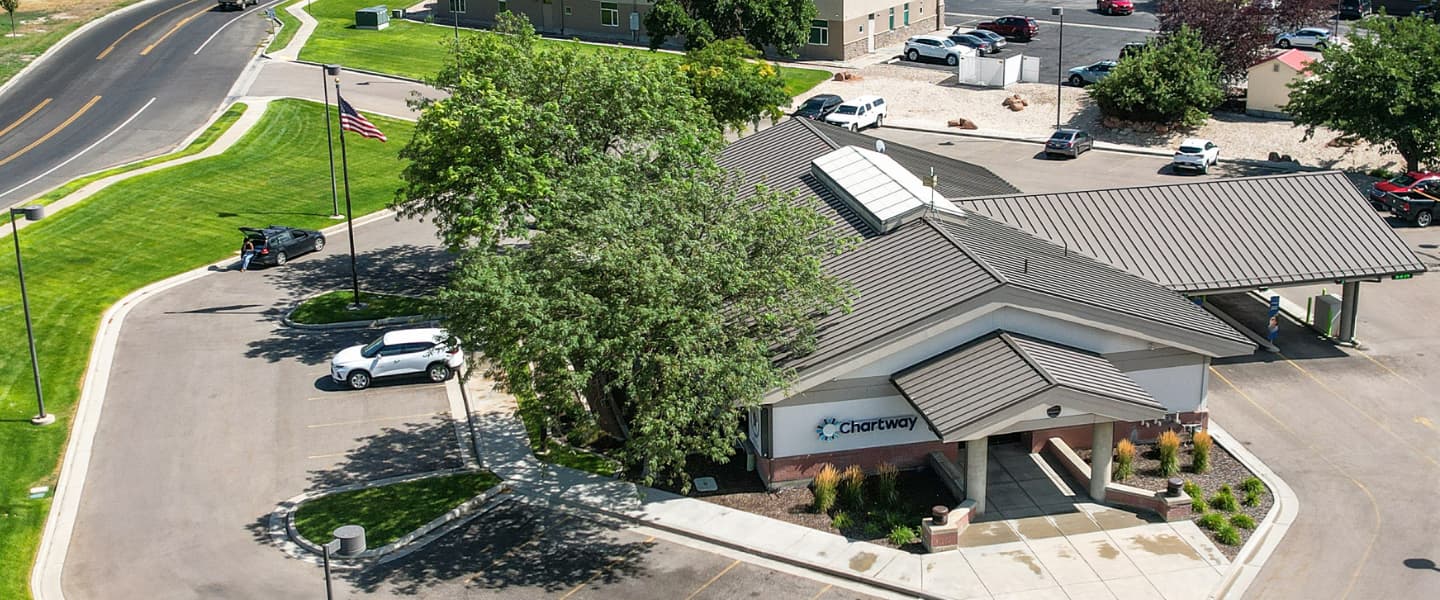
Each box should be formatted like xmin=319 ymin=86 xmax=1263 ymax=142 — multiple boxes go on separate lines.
xmin=679 ymin=38 xmax=792 ymax=130
xmin=1157 ymin=0 xmax=1333 ymax=83
xmin=645 ymin=0 xmax=817 ymax=57
xmin=1089 ymin=26 xmax=1224 ymax=126
xmin=1287 ymin=16 xmax=1440 ymax=172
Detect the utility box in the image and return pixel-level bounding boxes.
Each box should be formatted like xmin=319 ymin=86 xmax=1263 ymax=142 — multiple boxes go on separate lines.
xmin=355 ymin=6 xmax=390 ymax=30
xmin=1312 ymin=293 xmax=1341 ymax=335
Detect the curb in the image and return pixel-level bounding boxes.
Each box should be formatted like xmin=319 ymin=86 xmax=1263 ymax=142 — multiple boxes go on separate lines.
xmin=279 ymin=289 xmax=435 ymax=330
xmin=1208 ymin=421 xmax=1299 ymax=600
xmin=270 ymin=469 xmax=510 ymax=565
xmin=290 ymin=59 xmax=428 ymax=85
xmin=0 ymin=0 xmax=171 ymax=101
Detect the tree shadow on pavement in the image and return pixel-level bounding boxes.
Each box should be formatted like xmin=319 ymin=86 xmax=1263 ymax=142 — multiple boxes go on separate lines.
xmin=304 ymin=414 xmax=468 ymax=491
xmin=258 ymin=241 xmax=454 ymax=305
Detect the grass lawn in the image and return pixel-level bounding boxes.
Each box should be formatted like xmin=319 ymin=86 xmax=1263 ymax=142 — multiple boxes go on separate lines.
xmin=289 ymin=290 xmax=431 ymax=324
xmin=0 ymin=98 xmax=412 ymax=600
xmin=0 ymin=1 xmax=143 ymax=87
xmin=266 ymin=0 xmax=304 ymax=53
xmin=293 ymin=470 xmax=500 ymax=547
xmin=296 ymin=0 xmax=829 ymax=96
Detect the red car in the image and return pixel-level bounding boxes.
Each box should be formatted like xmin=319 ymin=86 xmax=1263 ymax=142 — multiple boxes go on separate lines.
xmin=1097 ymin=0 xmax=1134 ymax=15
xmin=1370 ymin=171 xmax=1440 ymax=210
xmin=977 ymin=16 xmax=1039 ymax=42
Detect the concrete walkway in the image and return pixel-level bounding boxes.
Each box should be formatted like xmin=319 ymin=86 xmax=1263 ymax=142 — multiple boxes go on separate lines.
xmin=457 ymin=374 xmax=1231 ymax=600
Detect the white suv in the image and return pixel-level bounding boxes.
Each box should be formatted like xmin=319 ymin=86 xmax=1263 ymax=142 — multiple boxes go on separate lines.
xmin=330 ymin=327 xmax=464 ymax=390
xmin=824 ymin=96 xmax=888 ymax=131
xmin=904 ymin=34 xmax=974 ymax=65
xmin=1171 ymin=138 xmax=1220 ymax=174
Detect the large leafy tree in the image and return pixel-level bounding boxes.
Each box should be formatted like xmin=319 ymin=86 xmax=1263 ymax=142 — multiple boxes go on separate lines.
xmin=679 ymin=38 xmax=791 ymax=131
xmin=645 ymin=0 xmax=817 ymax=57
xmin=1090 ymin=26 xmax=1224 ymax=126
xmin=1287 ymin=16 xmax=1440 ymax=171
xmin=1157 ymin=0 xmax=1279 ymax=82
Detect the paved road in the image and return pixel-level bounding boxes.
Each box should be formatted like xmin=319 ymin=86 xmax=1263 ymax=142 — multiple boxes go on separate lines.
xmin=941 ymin=0 xmax=1155 ymax=84
xmin=0 ymin=0 xmax=275 ymax=205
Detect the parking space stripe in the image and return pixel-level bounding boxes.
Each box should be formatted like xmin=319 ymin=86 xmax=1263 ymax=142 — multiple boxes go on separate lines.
xmin=304 ymin=451 xmax=349 ymax=460
xmin=0 ymin=98 xmax=51 ymax=140
xmin=305 ymin=411 xmax=445 ymax=429
xmin=808 ymin=583 xmax=833 ymax=600
xmin=558 ymin=535 xmax=655 ymax=599
xmin=685 ymin=559 xmax=740 ymax=600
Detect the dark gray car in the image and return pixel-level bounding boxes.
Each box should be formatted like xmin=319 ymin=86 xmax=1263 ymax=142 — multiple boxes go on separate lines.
xmin=239 ymin=226 xmax=326 ymax=267
xmin=1044 ymin=129 xmax=1094 ymax=158
xmin=948 ymin=33 xmax=997 ymax=54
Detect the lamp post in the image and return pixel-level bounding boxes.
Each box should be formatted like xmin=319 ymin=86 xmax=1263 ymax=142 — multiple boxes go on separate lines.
xmin=9 ymin=205 xmax=54 ymax=426
xmin=321 ymin=525 xmax=366 ymax=600
xmin=322 ymin=64 xmax=342 ymax=219
xmin=330 ymin=67 xmax=364 ymax=310
xmin=1052 ymin=7 xmax=1065 ymax=130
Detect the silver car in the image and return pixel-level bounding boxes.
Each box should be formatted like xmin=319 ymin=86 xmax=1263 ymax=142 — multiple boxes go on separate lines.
xmin=1068 ymin=60 xmax=1117 ymax=86
xmin=1275 ymin=27 xmax=1332 ymax=49
xmin=963 ymin=28 xmax=1008 ymax=50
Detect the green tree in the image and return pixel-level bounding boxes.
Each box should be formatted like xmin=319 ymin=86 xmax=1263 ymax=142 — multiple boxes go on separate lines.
xmin=1 ymin=0 xmax=18 ymax=35
xmin=1287 ymin=16 xmax=1440 ymax=172
xmin=1089 ymin=26 xmax=1223 ymax=126
xmin=398 ymin=13 xmax=721 ymax=248
xmin=680 ymin=38 xmax=791 ymax=131
xmin=645 ymin=0 xmax=817 ymax=57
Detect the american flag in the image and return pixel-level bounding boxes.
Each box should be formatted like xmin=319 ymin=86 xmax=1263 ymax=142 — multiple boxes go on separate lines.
xmin=338 ymin=95 xmax=387 ymax=142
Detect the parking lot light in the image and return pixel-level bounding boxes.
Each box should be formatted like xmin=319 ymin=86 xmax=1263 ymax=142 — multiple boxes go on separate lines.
xmin=322 ymin=524 xmax=366 ymax=600
xmin=1052 ymin=7 xmax=1065 ymax=130
xmin=9 ymin=205 xmax=54 ymax=426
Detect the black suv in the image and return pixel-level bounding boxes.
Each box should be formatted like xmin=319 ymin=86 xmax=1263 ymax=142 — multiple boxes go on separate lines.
xmin=240 ymin=226 xmax=326 ymax=267
xmin=793 ymin=94 xmax=843 ymax=120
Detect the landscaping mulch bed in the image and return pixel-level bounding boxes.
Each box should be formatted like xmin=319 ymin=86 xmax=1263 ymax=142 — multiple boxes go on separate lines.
xmin=1080 ymin=438 xmax=1273 ymax=560
xmin=658 ymin=455 xmax=954 ymax=553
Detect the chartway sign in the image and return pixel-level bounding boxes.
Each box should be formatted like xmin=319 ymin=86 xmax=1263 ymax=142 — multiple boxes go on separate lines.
xmin=816 ymin=415 xmax=919 ymax=441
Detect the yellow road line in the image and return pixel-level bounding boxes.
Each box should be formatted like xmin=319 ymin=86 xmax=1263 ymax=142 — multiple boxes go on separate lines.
xmin=808 ymin=584 xmax=833 ymax=600
xmin=304 ymin=411 xmax=444 ymax=429
xmin=1209 ymin=367 xmax=1382 ymax=600
xmin=559 ymin=535 xmax=655 ymax=599
xmin=685 ymin=559 xmax=740 ymax=600
xmin=141 ymin=5 xmax=214 ymax=56
xmin=0 ymin=98 xmax=52 ymax=140
xmin=97 ymin=0 xmax=205 ymax=60
xmin=0 ymin=96 xmax=101 ymax=168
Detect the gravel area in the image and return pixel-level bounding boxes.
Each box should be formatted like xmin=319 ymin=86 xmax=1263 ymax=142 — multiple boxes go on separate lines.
xmin=1079 ymin=439 xmax=1273 ymax=560
xmin=797 ymin=63 xmax=1404 ymax=172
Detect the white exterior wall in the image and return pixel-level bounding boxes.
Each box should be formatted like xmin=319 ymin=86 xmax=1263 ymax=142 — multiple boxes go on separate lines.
xmin=1246 ymin=63 xmax=1300 ymax=117
xmin=771 ymin=395 xmax=937 ymax=458
xmin=1123 ymin=359 xmax=1207 ymax=413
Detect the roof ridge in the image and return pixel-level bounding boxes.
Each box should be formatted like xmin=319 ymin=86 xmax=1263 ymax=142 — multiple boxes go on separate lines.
xmin=922 ymin=216 xmax=1011 ymax=286
xmin=954 ymin=169 xmax=1348 ymax=203
xmin=996 ymin=332 xmax=1058 ymax=386
xmin=796 ymin=118 xmax=843 ymax=151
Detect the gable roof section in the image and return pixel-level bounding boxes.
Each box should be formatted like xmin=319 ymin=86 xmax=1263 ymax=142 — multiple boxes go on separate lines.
xmin=957 ymin=172 xmax=1427 ymax=293
xmin=1253 ymin=49 xmax=1314 ymax=73
xmin=892 ymin=332 xmax=1164 ymax=442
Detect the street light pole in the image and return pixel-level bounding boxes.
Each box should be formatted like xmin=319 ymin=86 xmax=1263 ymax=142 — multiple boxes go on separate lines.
xmin=10 ymin=205 xmax=54 ymax=426
xmin=1052 ymin=7 xmax=1064 ymax=130
xmin=331 ymin=70 xmax=363 ymax=310
xmin=321 ymin=525 xmax=366 ymax=598
xmin=322 ymin=65 xmax=341 ymax=219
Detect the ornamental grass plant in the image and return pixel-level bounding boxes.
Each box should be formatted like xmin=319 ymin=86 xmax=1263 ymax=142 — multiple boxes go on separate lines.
xmin=1158 ymin=430 xmax=1182 ymax=477
xmin=1191 ymin=429 xmax=1213 ymax=474
xmin=874 ymin=462 xmax=900 ymax=507
xmin=813 ymin=464 xmax=839 ymax=513
xmin=839 ymin=465 xmax=866 ymax=509
xmin=1114 ymin=439 xmax=1136 ymax=481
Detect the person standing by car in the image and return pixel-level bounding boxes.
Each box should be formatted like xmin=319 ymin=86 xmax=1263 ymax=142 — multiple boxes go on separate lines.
xmin=240 ymin=239 xmax=256 ymax=272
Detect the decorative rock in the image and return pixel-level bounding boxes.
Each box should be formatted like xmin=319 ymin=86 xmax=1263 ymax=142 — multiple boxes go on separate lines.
xmin=1154 ymin=124 xmax=1170 ymax=134
xmin=832 ymin=72 xmax=862 ymax=81
xmin=1102 ymin=116 xmax=1122 ymax=129
xmin=947 ymin=118 xmax=978 ymax=129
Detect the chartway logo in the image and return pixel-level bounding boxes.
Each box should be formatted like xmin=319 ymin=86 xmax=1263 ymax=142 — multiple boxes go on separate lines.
xmin=816 ymin=415 xmax=919 ymax=441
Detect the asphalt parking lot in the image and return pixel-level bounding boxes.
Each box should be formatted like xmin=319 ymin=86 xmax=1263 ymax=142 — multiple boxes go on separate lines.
xmin=352 ymin=496 xmax=894 ymax=600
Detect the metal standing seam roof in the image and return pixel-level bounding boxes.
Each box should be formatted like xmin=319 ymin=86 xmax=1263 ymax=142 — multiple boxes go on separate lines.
xmin=891 ymin=332 xmax=1163 ymax=441
xmin=810 ymin=146 xmax=961 ymax=233
xmin=957 ymin=171 xmax=1428 ymax=293
xmin=808 ymin=121 xmax=1022 ymax=199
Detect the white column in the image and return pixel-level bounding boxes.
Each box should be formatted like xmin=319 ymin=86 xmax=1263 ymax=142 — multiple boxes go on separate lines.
xmin=965 ymin=437 xmax=988 ymax=515
xmin=1090 ymin=422 xmax=1113 ymax=502
xmin=1338 ymin=281 xmax=1360 ymax=344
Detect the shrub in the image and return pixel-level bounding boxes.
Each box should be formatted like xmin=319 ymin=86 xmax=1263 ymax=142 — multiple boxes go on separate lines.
xmin=1158 ymin=431 xmax=1182 ymax=477
xmin=1089 ymin=26 xmax=1224 ymax=126
xmin=839 ymin=465 xmax=866 ymax=509
xmin=874 ymin=462 xmax=900 ymax=508
xmin=1230 ymin=514 xmax=1256 ymax=530
xmin=887 ymin=525 xmax=918 ymax=546
xmin=1242 ymin=477 xmax=1266 ymax=496
xmin=831 ymin=511 xmax=854 ymax=530
xmin=1191 ymin=429 xmax=1212 ymax=474
xmin=1197 ymin=512 xmax=1226 ymax=530
xmin=863 ymin=521 xmax=883 ymax=538
xmin=1209 ymin=488 xmax=1240 ymax=513
xmin=1215 ymin=524 xmax=1242 ymax=546
xmin=1368 ymin=167 xmax=1396 ymax=179
xmin=813 ymin=464 xmax=839 ymax=513
xmin=1184 ymin=480 xmax=1206 ymax=513
xmin=1243 ymin=490 xmax=1261 ymax=507
xmin=1114 ymin=439 xmax=1136 ymax=481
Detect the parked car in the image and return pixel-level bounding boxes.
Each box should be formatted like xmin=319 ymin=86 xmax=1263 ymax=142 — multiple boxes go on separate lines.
xmin=961 ymin=28 xmax=1008 ymax=50
xmin=948 ymin=32 xmax=998 ymax=54
xmin=793 ymin=94 xmax=843 ymax=120
xmin=1171 ymin=139 xmax=1221 ymax=174
xmin=1044 ymin=129 xmax=1094 ymax=158
xmin=1097 ymin=0 xmax=1134 ymax=15
xmin=330 ymin=328 xmax=464 ymax=390
xmin=977 ymin=16 xmax=1039 ymax=42
xmin=824 ymin=96 xmax=888 ymax=131
xmin=239 ymin=226 xmax=324 ymax=268
xmin=1338 ymin=0 xmax=1371 ymax=18
xmin=1119 ymin=41 xmax=1148 ymax=60
xmin=1275 ymin=28 xmax=1332 ymax=49
xmin=1067 ymin=60 xmax=1117 ymax=86
xmin=903 ymin=34 xmax=973 ymax=65
xmin=1369 ymin=171 xmax=1440 ymax=210
xmin=1387 ymin=180 xmax=1440 ymax=227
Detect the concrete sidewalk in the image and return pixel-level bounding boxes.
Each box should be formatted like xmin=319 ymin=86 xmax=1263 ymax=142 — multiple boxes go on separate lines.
xmin=458 ymin=374 xmax=1232 ymax=600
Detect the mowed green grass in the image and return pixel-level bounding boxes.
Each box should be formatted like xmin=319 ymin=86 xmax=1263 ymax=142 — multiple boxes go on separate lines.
xmin=288 ymin=290 xmax=431 ymax=324
xmin=294 ymin=471 xmax=500 ymax=547
xmin=296 ymin=0 xmax=829 ymax=95
xmin=0 ymin=1 xmax=141 ymax=87
xmin=267 ymin=0 xmax=305 ymax=53
xmin=0 ymin=98 xmax=412 ymax=600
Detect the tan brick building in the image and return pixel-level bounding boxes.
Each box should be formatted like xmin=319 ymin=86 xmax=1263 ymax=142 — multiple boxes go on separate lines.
xmin=430 ymin=1 xmax=946 ymax=60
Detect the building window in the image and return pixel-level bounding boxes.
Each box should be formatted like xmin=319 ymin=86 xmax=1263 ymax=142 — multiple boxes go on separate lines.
xmin=449 ymin=0 xmax=466 ymax=13
xmin=904 ymin=3 xmax=910 ymax=25
xmin=601 ymin=1 xmax=618 ymax=26
xmin=497 ymin=0 xmax=506 ymax=12
xmin=565 ymin=6 xmax=572 ymax=15
xmin=808 ymin=19 xmax=829 ymax=45
xmin=888 ymin=7 xmax=895 ymax=30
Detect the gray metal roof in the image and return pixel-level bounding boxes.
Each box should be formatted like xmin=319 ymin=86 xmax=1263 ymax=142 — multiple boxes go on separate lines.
xmin=892 ymin=332 xmax=1163 ymax=441
xmin=957 ymin=172 xmax=1428 ymax=293
xmin=810 ymin=121 xmax=1022 ymax=199
xmin=810 ymin=146 xmax=962 ymax=233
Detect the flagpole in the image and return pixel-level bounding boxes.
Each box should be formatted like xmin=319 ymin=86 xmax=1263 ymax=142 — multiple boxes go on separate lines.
xmin=323 ymin=64 xmax=342 ymax=219
xmin=333 ymin=79 xmax=364 ymax=310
